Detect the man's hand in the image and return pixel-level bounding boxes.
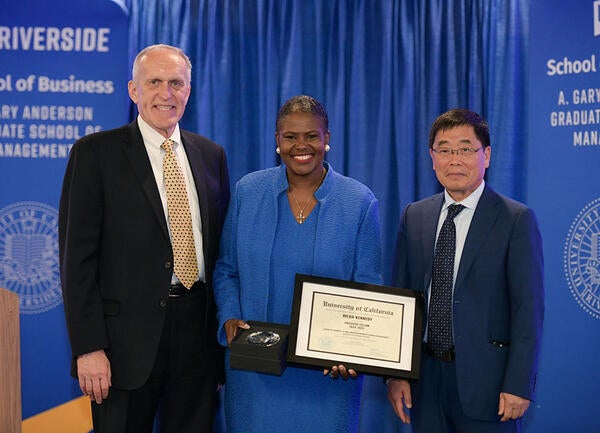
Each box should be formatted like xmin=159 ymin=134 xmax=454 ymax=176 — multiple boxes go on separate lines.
xmin=498 ymin=392 xmax=530 ymax=421
xmin=387 ymin=379 xmax=412 ymax=424
xmin=224 ymin=319 xmax=250 ymax=346
xmin=77 ymin=349 xmax=111 ymax=404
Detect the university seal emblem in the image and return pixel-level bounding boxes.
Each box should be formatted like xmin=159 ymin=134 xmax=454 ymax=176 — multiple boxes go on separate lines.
xmin=0 ymin=201 xmax=62 ymax=314
xmin=564 ymin=197 xmax=600 ymax=319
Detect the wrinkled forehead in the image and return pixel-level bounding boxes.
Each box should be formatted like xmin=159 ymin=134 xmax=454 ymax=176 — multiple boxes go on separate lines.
xmin=134 ymin=48 xmax=191 ymax=82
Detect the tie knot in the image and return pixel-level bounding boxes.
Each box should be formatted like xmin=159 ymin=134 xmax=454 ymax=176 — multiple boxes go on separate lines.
xmin=161 ymin=139 xmax=175 ymax=152
xmin=446 ymin=204 xmax=465 ymax=220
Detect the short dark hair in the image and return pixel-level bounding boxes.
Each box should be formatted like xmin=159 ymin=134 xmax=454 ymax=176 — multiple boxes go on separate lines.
xmin=276 ymin=95 xmax=329 ymax=131
xmin=428 ymin=108 xmax=490 ymax=148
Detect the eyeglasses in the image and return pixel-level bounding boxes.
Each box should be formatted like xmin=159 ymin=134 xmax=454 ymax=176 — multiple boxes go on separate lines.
xmin=431 ymin=147 xmax=483 ymax=158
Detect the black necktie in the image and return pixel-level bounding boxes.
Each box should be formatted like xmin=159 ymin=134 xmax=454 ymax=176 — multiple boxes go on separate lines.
xmin=428 ymin=203 xmax=465 ymax=356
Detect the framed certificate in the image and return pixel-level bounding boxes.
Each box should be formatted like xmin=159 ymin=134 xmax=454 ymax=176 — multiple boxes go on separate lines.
xmin=287 ymin=274 xmax=423 ymax=379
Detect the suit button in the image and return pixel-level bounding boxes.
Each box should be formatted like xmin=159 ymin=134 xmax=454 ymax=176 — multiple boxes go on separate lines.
xmin=165 ymin=261 xmax=172 ymax=269
xmin=159 ymin=299 xmax=167 ymax=308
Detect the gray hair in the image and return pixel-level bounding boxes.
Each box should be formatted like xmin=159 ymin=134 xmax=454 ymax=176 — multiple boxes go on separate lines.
xmin=132 ymin=44 xmax=192 ymax=82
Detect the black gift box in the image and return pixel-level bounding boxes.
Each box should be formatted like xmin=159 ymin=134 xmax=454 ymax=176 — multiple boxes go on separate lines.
xmin=230 ymin=321 xmax=289 ymax=375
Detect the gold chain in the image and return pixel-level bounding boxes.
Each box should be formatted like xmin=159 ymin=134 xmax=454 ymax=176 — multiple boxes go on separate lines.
xmin=289 ymin=168 xmax=326 ymax=224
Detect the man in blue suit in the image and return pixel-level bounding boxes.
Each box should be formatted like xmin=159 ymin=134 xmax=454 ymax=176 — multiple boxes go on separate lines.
xmin=387 ymin=109 xmax=544 ymax=432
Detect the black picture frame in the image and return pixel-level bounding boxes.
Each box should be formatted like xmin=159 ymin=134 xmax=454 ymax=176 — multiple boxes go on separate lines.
xmin=287 ymin=274 xmax=423 ymax=380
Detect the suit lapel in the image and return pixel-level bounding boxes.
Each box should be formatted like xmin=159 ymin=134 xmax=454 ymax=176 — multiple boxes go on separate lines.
xmin=122 ymin=122 xmax=170 ymax=240
xmin=181 ymin=132 xmax=211 ymax=266
xmin=455 ymin=186 xmax=500 ymax=288
xmin=421 ymin=194 xmax=444 ymax=293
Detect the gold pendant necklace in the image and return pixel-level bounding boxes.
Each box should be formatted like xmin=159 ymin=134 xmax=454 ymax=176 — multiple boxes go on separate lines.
xmin=291 ymin=192 xmax=309 ymax=224
xmin=290 ymin=169 xmax=326 ymax=224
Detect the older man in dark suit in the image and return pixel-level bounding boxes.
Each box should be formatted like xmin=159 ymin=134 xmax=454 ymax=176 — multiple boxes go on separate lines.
xmin=59 ymin=44 xmax=229 ymax=433
xmin=387 ymin=109 xmax=544 ymax=433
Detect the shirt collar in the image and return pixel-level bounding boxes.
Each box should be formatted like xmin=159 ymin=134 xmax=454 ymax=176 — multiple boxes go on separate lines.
xmin=137 ymin=115 xmax=182 ymax=149
xmin=443 ymin=180 xmax=485 ymax=210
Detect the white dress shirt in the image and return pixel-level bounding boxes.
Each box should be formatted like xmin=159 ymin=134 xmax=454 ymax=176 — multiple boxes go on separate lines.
xmin=425 ymin=180 xmax=486 ymax=340
xmin=137 ymin=115 xmax=205 ymax=283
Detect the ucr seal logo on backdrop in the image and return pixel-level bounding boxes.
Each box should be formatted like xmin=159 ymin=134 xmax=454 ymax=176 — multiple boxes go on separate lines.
xmin=0 ymin=201 xmax=62 ymax=314
xmin=564 ymin=197 xmax=600 ymax=318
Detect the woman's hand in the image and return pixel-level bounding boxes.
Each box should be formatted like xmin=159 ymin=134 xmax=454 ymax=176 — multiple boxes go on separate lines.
xmin=323 ymin=364 xmax=358 ymax=380
xmin=224 ymin=319 xmax=250 ymax=346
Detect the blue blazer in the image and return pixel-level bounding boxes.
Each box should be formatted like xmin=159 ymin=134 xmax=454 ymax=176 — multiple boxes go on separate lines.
xmin=393 ymin=185 xmax=544 ymax=420
xmin=214 ymin=162 xmax=383 ymax=346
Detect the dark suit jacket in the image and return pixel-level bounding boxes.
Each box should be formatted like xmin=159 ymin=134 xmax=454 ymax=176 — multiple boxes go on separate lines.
xmin=393 ymin=185 xmax=544 ymax=420
xmin=59 ymin=121 xmax=230 ymax=389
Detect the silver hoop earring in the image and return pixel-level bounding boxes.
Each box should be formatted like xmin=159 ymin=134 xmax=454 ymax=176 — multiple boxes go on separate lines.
xmin=276 ymin=147 xmax=281 ymax=154
xmin=325 ymin=144 xmax=331 ymax=152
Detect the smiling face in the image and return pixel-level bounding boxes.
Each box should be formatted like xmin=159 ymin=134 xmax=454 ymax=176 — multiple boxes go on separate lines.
xmin=430 ymin=124 xmax=491 ymax=202
xmin=128 ymin=47 xmax=191 ymax=138
xmin=275 ymin=112 xmax=330 ymax=179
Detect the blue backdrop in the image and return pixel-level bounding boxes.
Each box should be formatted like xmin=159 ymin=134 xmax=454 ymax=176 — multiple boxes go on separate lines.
xmin=125 ymin=4 xmax=529 ymax=429
xmin=0 ymin=0 xmax=128 ymax=428
xmin=1 ymin=0 xmax=598 ymax=432
xmin=527 ymin=0 xmax=600 ymax=432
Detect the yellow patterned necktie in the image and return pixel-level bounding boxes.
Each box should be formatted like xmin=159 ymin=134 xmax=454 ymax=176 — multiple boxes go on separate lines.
xmin=161 ymin=139 xmax=198 ymax=289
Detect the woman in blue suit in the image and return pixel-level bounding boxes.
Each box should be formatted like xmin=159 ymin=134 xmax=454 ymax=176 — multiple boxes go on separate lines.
xmin=213 ymin=95 xmax=383 ymax=433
